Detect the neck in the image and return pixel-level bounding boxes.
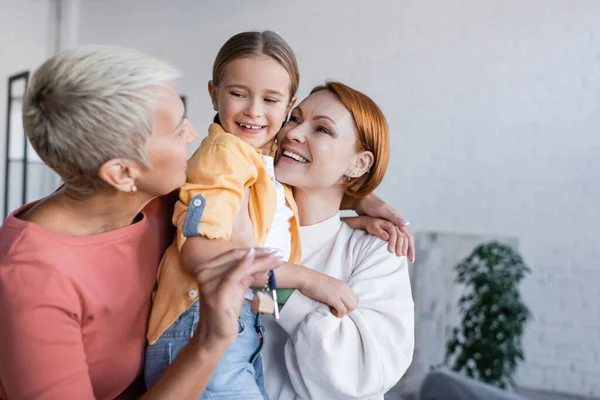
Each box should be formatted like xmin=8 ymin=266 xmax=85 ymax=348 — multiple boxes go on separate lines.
xmin=49 ymin=187 xmax=155 ymax=235
xmin=293 ymin=186 xmax=344 ymax=226
xmin=260 ymin=139 xmax=276 ymax=157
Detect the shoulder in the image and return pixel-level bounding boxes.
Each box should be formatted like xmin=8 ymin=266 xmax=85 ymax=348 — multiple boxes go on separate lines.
xmin=0 ymin=211 xmax=82 ymax=313
xmin=340 ymin=222 xmax=408 ymax=272
xmin=203 ymin=130 xmax=239 ymax=147
xmin=339 ymin=221 xmax=387 ymax=254
xmin=0 ymin=257 xmax=67 ymax=287
xmin=200 ymin=124 xmax=256 ymax=155
xmin=1 ymin=217 xmax=73 ymax=287
xmin=0 ymin=256 xmax=81 ymax=315
xmin=189 ymin=130 xmax=258 ymax=172
xmin=0 ymin=207 xmax=62 ymax=264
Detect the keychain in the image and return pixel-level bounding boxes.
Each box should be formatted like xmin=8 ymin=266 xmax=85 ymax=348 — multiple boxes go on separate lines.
xmin=250 ymin=270 xmax=279 ymax=319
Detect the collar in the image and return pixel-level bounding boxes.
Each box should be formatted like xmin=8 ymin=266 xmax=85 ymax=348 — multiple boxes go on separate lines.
xmin=298 ymin=212 xmax=342 ymax=251
xmin=208 ymin=123 xmax=277 ymax=156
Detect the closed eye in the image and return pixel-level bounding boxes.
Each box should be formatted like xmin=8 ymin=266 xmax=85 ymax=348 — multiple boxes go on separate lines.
xmin=288 ymin=115 xmax=301 ymax=124
xmin=230 ymin=91 xmax=245 ymax=98
xmin=177 ymin=125 xmax=188 ymax=136
xmin=316 ymin=125 xmax=330 ymax=135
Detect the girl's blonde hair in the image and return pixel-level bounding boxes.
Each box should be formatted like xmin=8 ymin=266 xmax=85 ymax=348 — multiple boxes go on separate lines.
xmin=212 ymin=30 xmax=299 ymax=99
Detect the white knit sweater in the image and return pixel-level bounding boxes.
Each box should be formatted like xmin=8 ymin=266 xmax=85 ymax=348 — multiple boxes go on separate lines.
xmin=262 ymin=213 xmax=415 ymax=400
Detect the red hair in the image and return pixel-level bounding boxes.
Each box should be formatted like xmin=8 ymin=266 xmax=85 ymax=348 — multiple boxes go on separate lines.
xmin=310 ymin=82 xmax=390 ymax=197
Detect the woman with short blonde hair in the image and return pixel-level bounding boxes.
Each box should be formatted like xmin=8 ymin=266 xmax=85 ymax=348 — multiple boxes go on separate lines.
xmin=0 ymin=45 xmax=283 ymax=400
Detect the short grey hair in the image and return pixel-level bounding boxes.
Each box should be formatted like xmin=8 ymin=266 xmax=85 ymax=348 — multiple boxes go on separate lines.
xmin=23 ymin=45 xmax=181 ymax=195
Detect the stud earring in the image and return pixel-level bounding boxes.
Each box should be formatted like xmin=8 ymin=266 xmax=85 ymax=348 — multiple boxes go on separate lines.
xmin=130 ymin=184 xmax=137 ymax=194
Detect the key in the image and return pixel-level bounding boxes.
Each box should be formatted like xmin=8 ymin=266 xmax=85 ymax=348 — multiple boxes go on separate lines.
xmin=251 ymin=291 xmax=275 ymax=314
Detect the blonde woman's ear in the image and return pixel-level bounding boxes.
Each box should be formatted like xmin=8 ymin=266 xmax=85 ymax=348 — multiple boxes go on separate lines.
xmin=98 ymin=158 xmax=140 ymax=194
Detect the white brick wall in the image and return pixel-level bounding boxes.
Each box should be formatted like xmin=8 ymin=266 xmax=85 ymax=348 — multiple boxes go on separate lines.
xmin=26 ymin=0 xmax=600 ymax=396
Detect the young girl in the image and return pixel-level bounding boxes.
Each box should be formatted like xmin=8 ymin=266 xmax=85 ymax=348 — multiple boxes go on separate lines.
xmin=144 ymin=31 xmax=362 ymax=399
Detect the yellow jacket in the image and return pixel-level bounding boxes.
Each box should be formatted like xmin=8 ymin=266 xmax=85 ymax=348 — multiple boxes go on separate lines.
xmin=147 ymin=124 xmax=301 ymax=344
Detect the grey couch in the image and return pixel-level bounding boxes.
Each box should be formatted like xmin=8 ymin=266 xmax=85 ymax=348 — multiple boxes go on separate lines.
xmin=386 ymin=368 xmax=529 ymax=400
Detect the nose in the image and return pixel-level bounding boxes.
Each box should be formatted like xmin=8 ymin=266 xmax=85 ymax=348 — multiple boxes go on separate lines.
xmin=243 ymin=98 xmax=263 ymax=119
xmin=186 ymin=122 xmax=199 ymax=144
xmin=285 ymin=122 xmax=306 ymax=144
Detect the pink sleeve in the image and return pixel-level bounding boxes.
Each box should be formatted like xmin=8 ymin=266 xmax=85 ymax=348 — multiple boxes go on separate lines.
xmin=0 ymin=263 xmax=96 ymax=400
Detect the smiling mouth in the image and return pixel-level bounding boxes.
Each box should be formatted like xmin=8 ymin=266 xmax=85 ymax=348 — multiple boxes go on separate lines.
xmin=237 ymin=123 xmax=266 ymax=131
xmin=282 ymin=150 xmax=309 ymax=163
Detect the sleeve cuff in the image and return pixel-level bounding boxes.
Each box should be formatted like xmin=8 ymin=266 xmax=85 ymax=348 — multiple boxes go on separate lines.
xmin=277 ymin=290 xmax=321 ymax=336
xmin=182 ymin=194 xmax=206 ymax=237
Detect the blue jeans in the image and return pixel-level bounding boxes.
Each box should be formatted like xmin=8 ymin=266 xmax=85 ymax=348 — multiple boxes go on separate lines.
xmin=144 ymin=301 xmax=267 ymax=399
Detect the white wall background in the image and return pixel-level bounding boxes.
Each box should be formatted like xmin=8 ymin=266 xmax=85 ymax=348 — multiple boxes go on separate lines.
xmin=75 ymin=1 xmax=600 ymax=395
xmin=0 ymin=0 xmax=57 ymax=216
xmin=1 ymin=0 xmax=598 ymax=396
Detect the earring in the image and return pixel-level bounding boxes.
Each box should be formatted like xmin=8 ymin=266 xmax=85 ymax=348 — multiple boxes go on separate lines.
xmin=130 ymin=184 xmax=137 ymax=194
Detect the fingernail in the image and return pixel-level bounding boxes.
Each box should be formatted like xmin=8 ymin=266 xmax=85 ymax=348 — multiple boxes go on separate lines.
xmin=270 ymin=250 xmax=285 ymax=260
xmin=400 ymin=219 xmax=410 ymax=227
xmin=244 ymin=248 xmax=255 ymax=259
xmin=262 ymin=248 xmax=284 ymax=259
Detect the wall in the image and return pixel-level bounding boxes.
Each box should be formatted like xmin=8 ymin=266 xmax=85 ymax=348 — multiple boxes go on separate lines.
xmin=76 ymin=0 xmax=600 ymax=396
xmin=0 ymin=0 xmax=60 ymax=217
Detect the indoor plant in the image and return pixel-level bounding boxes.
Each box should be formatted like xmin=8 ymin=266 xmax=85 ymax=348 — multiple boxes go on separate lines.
xmin=445 ymin=241 xmax=532 ymax=389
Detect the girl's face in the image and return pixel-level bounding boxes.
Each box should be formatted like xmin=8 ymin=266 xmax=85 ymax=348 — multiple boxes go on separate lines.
xmin=208 ymin=55 xmax=296 ymax=155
